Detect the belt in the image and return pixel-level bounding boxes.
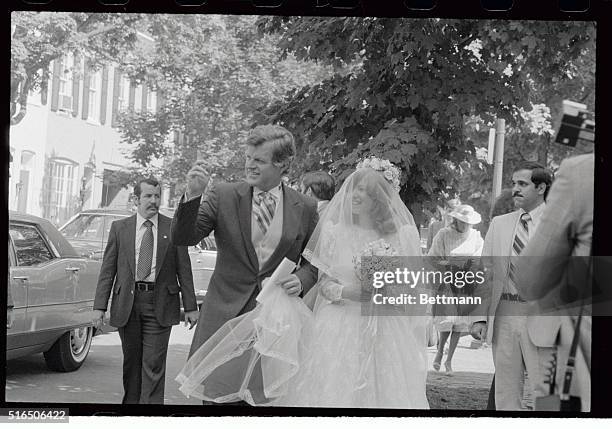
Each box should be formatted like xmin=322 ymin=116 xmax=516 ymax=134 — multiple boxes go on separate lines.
xmin=135 ymin=281 xmax=155 ymax=292
xmin=500 ymin=292 xmax=526 ymax=303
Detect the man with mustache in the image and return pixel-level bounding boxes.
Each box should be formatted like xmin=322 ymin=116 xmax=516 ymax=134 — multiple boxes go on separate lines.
xmin=171 ymin=125 xmax=319 ymax=404
xmin=470 ymin=162 xmax=553 ymax=410
xmin=93 ymin=178 xmax=198 ymax=404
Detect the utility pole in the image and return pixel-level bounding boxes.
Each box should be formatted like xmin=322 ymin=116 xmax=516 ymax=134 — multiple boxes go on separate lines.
xmin=490 ymin=118 xmax=506 ymax=213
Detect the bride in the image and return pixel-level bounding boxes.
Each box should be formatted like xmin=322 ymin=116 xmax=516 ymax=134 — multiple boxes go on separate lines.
xmin=176 ymin=157 xmax=430 ymax=409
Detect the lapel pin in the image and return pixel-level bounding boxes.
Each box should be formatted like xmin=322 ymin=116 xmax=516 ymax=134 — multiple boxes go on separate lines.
xmin=163 ymin=235 xmax=167 ymax=239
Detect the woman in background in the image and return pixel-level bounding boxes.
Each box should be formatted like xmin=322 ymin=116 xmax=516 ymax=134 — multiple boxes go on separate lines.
xmin=428 ymin=204 xmax=483 ymax=374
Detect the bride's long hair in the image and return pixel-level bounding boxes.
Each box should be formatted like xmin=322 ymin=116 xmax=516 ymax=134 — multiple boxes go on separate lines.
xmin=351 ymin=168 xmax=397 ymax=235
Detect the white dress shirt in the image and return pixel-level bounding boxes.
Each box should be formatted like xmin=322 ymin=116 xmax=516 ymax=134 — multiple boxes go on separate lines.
xmin=135 ymin=212 xmax=158 ymax=282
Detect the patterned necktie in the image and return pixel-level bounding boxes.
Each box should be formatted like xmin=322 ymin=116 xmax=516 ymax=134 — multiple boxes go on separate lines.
xmin=253 ymin=191 xmax=277 ymax=237
xmin=507 ymin=212 xmax=531 ymax=294
xmin=137 ymin=220 xmax=154 ymax=281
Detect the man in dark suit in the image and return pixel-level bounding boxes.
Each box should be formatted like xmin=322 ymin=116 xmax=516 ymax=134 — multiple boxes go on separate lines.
xmin=300 ymin=170 xmax=335 ymax=216
xmin=93 ymin=178 xmax=199 ymax=404
xmin=172 ymin=124 xmax=319 ymax=361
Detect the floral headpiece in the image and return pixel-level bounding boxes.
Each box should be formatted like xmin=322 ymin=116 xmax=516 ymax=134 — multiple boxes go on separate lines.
xmin=355 ymin=156 xmax=401 ymax=192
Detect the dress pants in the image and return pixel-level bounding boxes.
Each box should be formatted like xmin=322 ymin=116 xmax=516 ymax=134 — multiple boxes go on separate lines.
xmin=118 ymin=289 xmax=172 ymax=404
xmin=492 ymin=300 xmax=554 ymax=411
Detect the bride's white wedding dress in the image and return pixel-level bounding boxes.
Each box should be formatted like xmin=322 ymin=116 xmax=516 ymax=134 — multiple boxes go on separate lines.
xmin=276 ymin=225 xmax=429 ymax=408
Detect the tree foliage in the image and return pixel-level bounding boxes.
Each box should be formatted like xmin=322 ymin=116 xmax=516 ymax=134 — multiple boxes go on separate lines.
xmin=257 ymin=17 xmax=595 ymax=225
xmin=117 ymin=14 xmax=333 ymax=196
xmin=10 ymin=12 xmax=143 ymax=125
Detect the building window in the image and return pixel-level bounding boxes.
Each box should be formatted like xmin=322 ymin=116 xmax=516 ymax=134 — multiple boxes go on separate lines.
xmin=87 ymin=70 xmax=100 ymax=121
xmin=58 ymin=55 xmax=74 ymax=112
xmin=42 ymin=158 xmax=79 ymax=226
xmin=117 ymin=76 xmax=130 ymax=112
xmin=134 ymin=85 xmax=143 ymax=113
xmin=147 ymin=90 xmax=157 ymax=113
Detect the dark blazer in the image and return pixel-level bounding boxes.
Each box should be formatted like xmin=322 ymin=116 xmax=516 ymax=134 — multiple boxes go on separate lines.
xmin=94 ymin=213 xmax=197 ymax=328
xmin=171 ymin=181 xmax=318 ymax=355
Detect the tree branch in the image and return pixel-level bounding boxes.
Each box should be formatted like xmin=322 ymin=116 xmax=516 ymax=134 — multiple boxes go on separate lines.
xmin=10 ymin=76 xmax=31 ymax=126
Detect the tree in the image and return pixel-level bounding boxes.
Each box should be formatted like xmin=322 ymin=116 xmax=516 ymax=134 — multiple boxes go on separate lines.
xmin=257 ymin=18 xmax=595 ymax=225
xmin=10 ymin=12 xmax=145 ymax=125
xmin=116 ymin=14 xmax=333 ymax=198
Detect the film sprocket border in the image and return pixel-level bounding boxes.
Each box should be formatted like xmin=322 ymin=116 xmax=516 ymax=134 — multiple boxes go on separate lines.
xmin=3 ymin=0 xmax=611 ymax=419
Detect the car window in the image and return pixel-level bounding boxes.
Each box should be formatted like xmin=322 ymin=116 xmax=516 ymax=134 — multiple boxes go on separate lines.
xmin=60 ymin=214 xmax=105 ymax=240
xmin=61 ymin=214 xmax=125 ymax=242
xmin=10 ymin=223 xmax=54 ymax=266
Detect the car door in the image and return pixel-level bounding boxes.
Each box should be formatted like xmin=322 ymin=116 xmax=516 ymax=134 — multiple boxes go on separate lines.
xmin=9 ymin=221 xmax=79 ymax=347
xmin=7 ymin=238 xmax=27 ymax=350
xmin=190 ymin=236 xmax=217 ymax=302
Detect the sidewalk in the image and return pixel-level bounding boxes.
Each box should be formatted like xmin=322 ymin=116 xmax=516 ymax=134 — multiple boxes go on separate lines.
xmin=426 ymin=335 xmax=495 ymax=409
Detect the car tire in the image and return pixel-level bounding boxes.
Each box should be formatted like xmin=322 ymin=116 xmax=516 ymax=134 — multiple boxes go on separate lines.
xmin=43 ymin=326 xmax=93 ymax=372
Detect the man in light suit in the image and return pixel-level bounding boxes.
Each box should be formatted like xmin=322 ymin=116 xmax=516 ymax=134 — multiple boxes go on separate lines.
xmin=93 ymin=178 xmax=199 ymax=404
xmin=515 ymin=153 xmax=593 ymax=411
xmin=470 ymin=161 xmax=554 ymax=410
xmin=172 ymin=125 xmax=319 ymax=368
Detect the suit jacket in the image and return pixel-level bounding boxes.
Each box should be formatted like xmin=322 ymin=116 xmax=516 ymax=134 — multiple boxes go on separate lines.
xmin=471 ymin=209 xmax=560 ymax=346
xmin=515 ymin=154 xmax=593 ymax=410
xmin=171 ymin=181 xmax=319 ymax=354
xmin=94 ymin=213 xmax=197 ymax=328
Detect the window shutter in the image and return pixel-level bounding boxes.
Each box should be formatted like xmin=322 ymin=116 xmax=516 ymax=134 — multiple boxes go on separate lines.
xmin=50 ymin=59 xmax=61 ymax=112
xmin=81 ymin=59 xmax=90 ymax=120
xmin=141 ymin=84 xmax=148 ymax=112
xmin=71 ymin=55 xmax=80 ymax=117
xmin=128 ymin=81 xmax=136 ymax=110
xmin=111 ymin=68 xmax=121 ymax=128
xmin=156 ymin=89 xmax=164 ymax=114
xmin=100 ymin=65 xmax=109 ymax=125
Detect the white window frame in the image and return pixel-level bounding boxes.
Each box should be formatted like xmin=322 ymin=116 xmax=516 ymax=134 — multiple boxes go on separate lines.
xmin=58 ymin=54 xmax=74 ymax=113
xmin=87 ymin=70 xmax=101 ymax=123
xmin=117 ymin=76 xmax=130 ymax=112
xmin=134 ymin=84 xmax=143 ymax=113
xmin=147 ymin=90 xmax=157 ymax=113
xmin=45 ymin=158 xmax=79 ymax=224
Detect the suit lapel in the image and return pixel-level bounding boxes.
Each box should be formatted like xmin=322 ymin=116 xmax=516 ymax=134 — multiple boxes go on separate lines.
xmin=155 ymin=215 xmax=170 ymax=281
xmin=125 ymin=216 xmax=137 ymax=278
xmin=502 ymin=211 xmax=521 ymax=276
xmin=237 ymin=184 xmax=259 ymax=270
xmin=261 ymin=184 xmax=303 ymax=273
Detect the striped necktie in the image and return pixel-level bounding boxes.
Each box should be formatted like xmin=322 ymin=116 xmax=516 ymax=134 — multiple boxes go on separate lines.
xmin=137 ymin=219 xmax=154 ymax=281
xmin=253 ymin=191 xmax=277 ymax=237
xmin=507 ymin=212 xmax=531 ymax=294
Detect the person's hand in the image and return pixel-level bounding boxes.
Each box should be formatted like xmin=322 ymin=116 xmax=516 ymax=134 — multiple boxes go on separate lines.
xmin=184 ymin=310 xmax=199 ymax=330
xmin=278 ymin=274 xmax=303 ymax=297
xmin=186 ymin=161 xmax=210 ymax=200
xmin=470 ymin=321 xmax=487 ymax=341
xmin=7 ymin=308 xmax=14 ymax=329
xmin=92 ymin=310 xmax=105 ymax=329
xmin=543 ymin=351 xmax=558 ymax=387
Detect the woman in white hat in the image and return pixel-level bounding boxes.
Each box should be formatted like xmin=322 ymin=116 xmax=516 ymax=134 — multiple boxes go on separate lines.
xmin=428 ymin=204 xmax=484 ymax=374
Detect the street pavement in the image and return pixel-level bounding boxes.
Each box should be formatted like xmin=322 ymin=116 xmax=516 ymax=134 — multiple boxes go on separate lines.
xmin=6 ymin=325 xmax=495 ymax=407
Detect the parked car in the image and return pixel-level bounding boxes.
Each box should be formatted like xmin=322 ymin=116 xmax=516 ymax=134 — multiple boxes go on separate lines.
xmin=7 ymin=211 xmax=103 ymax=371
xmin=58 ymin=208 xmax=216 ymax=306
